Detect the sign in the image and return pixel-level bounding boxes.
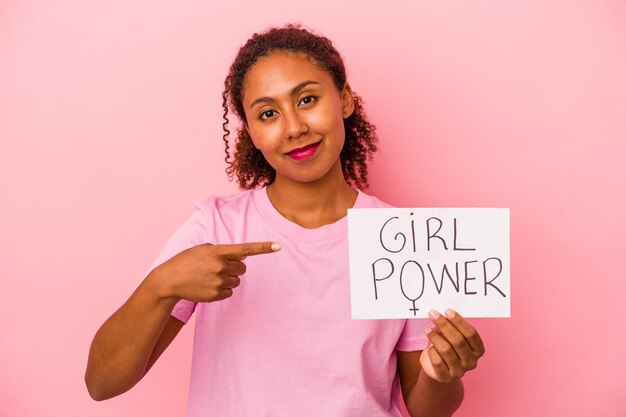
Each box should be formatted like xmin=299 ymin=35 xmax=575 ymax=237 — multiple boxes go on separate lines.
xmin=348 ymin=208 xmax=510 ymax=319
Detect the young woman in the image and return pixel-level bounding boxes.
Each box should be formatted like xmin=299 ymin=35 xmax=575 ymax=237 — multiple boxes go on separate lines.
xmin=85 ymin=24 xmax=485 ymax=417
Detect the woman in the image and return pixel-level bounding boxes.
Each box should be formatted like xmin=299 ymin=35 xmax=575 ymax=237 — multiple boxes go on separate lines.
xmin=85 ymin=24 xmax=484 ymax=417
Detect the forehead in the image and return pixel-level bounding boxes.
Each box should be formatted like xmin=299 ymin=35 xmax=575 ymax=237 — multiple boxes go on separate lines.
xmin=242 ymin=51 xmax=335 ymax=103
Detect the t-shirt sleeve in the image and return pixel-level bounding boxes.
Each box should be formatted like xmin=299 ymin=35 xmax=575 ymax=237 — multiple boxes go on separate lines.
xmin=395 ymin=318 xmax=432 ymax=352
xmin=147 ymin=202 xmax=211 ymax=324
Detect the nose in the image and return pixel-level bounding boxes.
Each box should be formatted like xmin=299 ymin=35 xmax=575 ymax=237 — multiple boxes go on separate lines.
xmin=283 ymin=109 xmax=308 ymax=140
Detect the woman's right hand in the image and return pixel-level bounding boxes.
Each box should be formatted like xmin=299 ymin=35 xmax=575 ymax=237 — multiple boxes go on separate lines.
xmin=152 ymin=241 xmax=281 ymax=303
xmin=86 ymin=241 xmax=280 ymax=400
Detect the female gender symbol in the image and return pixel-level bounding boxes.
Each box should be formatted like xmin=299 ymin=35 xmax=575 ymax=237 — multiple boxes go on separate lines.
xmin=399 ymin=260 xmax=426 ymax=316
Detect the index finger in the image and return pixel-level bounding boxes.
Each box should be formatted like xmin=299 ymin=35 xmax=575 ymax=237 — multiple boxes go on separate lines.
xmin=443 ymin=309 xmax=485 ymax=355
xmin=218 ymin=241 xmax=281 ymax=260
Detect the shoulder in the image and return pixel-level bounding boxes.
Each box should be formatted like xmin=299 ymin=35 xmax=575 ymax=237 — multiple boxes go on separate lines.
xmin=192 ymin=189 xmax=263 ymax=241
xmin=195 ymin=189 xmax=257 ymax=217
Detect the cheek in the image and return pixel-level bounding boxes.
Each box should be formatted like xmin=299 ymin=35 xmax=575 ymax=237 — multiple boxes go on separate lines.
xmin=248 ymin=123 xmax=283 ymax=151
xmin=309 ymin=106 xmax=345 ymax=138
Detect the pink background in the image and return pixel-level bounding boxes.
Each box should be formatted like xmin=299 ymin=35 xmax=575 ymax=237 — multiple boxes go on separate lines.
xmin=1 ymin=1 xmax=625 ymax=416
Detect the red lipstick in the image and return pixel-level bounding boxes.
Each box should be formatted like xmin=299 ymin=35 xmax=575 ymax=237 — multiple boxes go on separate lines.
xmin=286 ymin=141 xmax=321 ymax=161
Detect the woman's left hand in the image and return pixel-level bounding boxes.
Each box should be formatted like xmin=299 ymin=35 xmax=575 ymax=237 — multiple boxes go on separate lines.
xmin=419 ymin=309 xmax=485 ymax=383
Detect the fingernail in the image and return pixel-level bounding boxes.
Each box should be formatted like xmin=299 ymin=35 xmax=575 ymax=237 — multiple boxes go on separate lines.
xmin=428 ymin=310 xmax=440 ymax=320
xmin=425 ymin=327 xmax=433 ymax=335
xmin=445 ymin=309 xmax=456 ymax=319
xmin=271 ymin=242 xmax=281 ymax=251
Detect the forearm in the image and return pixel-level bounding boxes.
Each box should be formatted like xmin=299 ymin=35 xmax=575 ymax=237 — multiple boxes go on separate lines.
xmin=404 ymin=369 xmax=464 ymax=417
xmin=85 ymin=268 xmax=179 ymax=400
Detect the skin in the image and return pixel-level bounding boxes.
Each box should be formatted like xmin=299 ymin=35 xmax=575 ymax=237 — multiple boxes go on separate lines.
xmin=84 ymin=242 xmax=280 ymax=400
xmin=398 ymin=309 xmax=485 ymax=417
xmin=242 ymin=51 xmax=358 ymax=228
xmin=85 ymin=51 xmax=485 ymax=416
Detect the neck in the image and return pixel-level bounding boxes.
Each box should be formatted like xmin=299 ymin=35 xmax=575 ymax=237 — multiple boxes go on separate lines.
xmin=266 ymin=163 xmax=358 ymax=229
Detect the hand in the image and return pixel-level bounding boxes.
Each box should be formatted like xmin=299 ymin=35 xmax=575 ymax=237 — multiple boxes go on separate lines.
xmin=152 ymin=241 xmax=281 ymax=303
xmin=419 ymin=309 xmax=485 ymax=383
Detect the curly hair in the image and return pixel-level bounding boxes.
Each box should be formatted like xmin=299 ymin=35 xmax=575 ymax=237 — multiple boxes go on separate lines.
xmin=222 ymin=24 xmax=378 ymax=190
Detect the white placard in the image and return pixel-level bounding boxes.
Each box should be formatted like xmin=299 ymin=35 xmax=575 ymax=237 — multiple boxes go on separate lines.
xmin=348 ymin=208 xmax=510 ymax=319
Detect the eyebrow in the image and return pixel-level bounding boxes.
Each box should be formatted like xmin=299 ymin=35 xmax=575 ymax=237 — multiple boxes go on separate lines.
xmin=248 ymin=80 xmax=320 ymax=109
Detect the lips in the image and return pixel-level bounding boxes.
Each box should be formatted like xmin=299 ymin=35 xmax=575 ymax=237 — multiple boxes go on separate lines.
xmin=286 ymin=140 xmax=321 ymax=161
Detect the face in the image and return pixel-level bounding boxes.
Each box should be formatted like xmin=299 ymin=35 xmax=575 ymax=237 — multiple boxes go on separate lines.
xmin=241 ymin=51 xmax=354 ymax=186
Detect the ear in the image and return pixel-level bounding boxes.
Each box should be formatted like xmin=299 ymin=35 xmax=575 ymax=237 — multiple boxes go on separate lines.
xmin=244 ymin=123 xmax=259 ymax=149
xmin=341 ymin=83 xmax=355 ymax=119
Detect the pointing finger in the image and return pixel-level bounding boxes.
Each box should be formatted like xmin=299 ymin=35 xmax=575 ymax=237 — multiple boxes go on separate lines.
xmin=219 ymin=241 xmax=281 ymax=260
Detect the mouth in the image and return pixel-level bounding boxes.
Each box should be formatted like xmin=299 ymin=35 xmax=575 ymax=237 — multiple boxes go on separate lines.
xmin=285 ymin=140 xmax=322 ymax=161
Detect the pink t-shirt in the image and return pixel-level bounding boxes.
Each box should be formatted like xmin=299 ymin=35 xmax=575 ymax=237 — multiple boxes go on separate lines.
xmin=149 ymin=188 xmax=429 ymax=417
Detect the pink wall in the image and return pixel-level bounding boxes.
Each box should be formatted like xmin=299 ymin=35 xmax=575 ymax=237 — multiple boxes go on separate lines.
xmin=1 ymin=1 xmax=625 ymax=416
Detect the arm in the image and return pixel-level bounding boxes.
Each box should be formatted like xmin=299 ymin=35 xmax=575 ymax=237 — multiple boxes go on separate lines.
xmin=85 ymin=241 xmax=280 ymax=400
xmin=397 ymin=350 xmax=464 ymax=417
xmin=397 ymin=309 xmax=484 ymax=417
xmin=85 ymin=268 xmax=184 ymax=401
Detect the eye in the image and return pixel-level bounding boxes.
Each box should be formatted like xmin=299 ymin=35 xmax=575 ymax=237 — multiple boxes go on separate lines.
xmin=299 ymin=96 xmax=317 ymax=106
xmin=259 ymin=109 xmax=276 ymax=120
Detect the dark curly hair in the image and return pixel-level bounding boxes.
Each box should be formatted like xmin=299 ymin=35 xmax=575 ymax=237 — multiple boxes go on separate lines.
xmin=222 ymin=24 xmax=378 ymax=190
